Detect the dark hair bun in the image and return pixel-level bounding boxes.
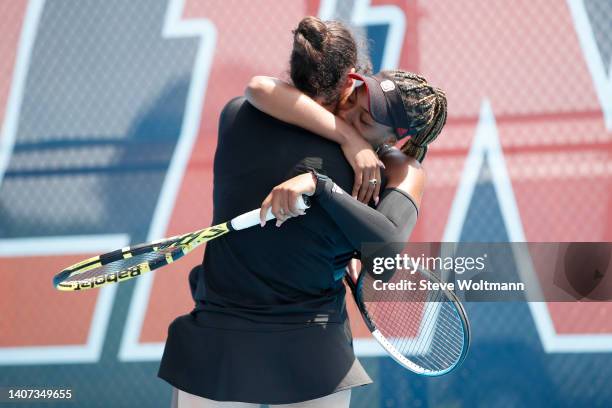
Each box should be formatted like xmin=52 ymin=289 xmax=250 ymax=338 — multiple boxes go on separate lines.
xmin=294 ymin=16 xmax=327 ymax=52
xmin=290 ymin=17 xmax=360 ymax=106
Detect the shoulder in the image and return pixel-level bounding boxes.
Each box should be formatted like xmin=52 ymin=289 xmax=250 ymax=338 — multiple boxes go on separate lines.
xmin=220 ymin=96 xmax=247 ymax=122
xmin=219 ymin=96 xmax=268 ymax=133
xmin=220 ymin=96 xmax=288 ymax=127
xmin=380 ymin=147 xmax=426 ymax=198
xmin=380 ymin=147 xmax=422 ymax=173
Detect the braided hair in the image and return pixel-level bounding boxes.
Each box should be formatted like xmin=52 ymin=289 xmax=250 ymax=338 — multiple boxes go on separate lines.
xmin=380 ymin=70 xmax=448 ymax=162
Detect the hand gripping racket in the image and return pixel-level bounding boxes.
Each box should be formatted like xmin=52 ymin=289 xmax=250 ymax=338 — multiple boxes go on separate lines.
xmin=53 ymin=196 xmax=309 ymax=291
xmin=345 ymin=263 xmax=470 ymax=376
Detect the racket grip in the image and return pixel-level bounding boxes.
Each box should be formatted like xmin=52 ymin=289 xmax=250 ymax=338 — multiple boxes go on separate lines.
xmin=229 ymin=195 xmax=310 ymax=231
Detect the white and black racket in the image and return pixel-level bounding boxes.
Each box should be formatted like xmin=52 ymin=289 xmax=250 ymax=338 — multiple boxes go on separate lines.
xmin=346 ymin=264 xmax=470 ymax=376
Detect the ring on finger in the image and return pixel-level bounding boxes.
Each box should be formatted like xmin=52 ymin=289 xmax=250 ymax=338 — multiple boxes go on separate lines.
xmin=368 ymin=178 xmax=378 ymax=186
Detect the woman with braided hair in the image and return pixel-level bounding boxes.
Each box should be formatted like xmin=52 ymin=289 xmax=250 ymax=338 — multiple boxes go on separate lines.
xmin=239 ymin=48 xmax=448 ymax=408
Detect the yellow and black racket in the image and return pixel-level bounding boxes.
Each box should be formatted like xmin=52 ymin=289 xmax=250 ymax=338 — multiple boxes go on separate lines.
xmin=53 ymin=196 xmax=309 ymax=291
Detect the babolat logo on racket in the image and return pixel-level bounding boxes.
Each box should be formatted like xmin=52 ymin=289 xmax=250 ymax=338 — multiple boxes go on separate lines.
xmin=72 ymin=268 xmax=144 ymax=290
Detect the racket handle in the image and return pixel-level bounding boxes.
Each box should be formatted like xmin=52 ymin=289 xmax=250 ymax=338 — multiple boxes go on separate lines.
xmin=229 ymin=195 xmax=310 ymax=231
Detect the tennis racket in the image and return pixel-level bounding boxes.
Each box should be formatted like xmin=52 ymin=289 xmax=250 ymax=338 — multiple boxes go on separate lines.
xmin=53 ymin=196 xmax=309 ymax=291
xmin=346 ymin=262 xmax=470 ymax=376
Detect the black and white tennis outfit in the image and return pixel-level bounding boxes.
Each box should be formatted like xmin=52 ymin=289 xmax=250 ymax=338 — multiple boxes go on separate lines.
xmin=158 ymin=97 xmax=418 ymax=405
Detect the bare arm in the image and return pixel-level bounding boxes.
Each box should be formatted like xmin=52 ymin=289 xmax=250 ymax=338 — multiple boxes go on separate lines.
xmin=246 ymin=76 xmax=353 ymax=144
xmin=246 ymin=76 xmax=383 ymax=203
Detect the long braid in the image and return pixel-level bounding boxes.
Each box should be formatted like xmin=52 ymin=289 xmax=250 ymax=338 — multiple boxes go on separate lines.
xmin=381 ymin=70 xmax=448 ymax=162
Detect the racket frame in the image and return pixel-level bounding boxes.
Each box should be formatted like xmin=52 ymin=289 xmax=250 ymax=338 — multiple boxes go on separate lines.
xmin=53 ymin=223 xmax=231 ymax=291
xmin=345 ymin=266 xmax=471 ymax=376
xmin=53 ymin=195 xmax=310 ymax=291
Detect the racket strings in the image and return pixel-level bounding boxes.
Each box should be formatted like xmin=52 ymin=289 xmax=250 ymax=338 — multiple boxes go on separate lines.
xmin=361 ymin=269 xmax=466 ymax=373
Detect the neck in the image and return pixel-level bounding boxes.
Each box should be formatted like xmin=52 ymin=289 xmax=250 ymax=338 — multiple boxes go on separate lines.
xmin=318 ymin=100 xmax=337 ymax=113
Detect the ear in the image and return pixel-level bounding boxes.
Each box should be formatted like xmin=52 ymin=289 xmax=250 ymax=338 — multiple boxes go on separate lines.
xmin=346 ymin=67 xmax=356 ymax=88
xmin=338 ymin=68 xmax=357 ymax=105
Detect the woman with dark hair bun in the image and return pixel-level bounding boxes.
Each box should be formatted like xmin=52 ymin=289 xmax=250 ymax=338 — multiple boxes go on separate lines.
xmin=290 ymin=16 xmax=370 ymax=107
xmin=160 ymin=17 xmax=379 ymax=408
xmin=159 ymin=16 xmax=444 ymax=408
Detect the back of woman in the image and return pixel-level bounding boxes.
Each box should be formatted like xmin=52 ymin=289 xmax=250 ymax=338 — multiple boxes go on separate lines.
xmin=159 ymin=17 xmax=374 ymax=407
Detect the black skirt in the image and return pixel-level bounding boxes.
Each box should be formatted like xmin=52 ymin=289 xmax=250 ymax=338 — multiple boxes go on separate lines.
xmin=158 ymin=311 xmax=372 ymax=405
